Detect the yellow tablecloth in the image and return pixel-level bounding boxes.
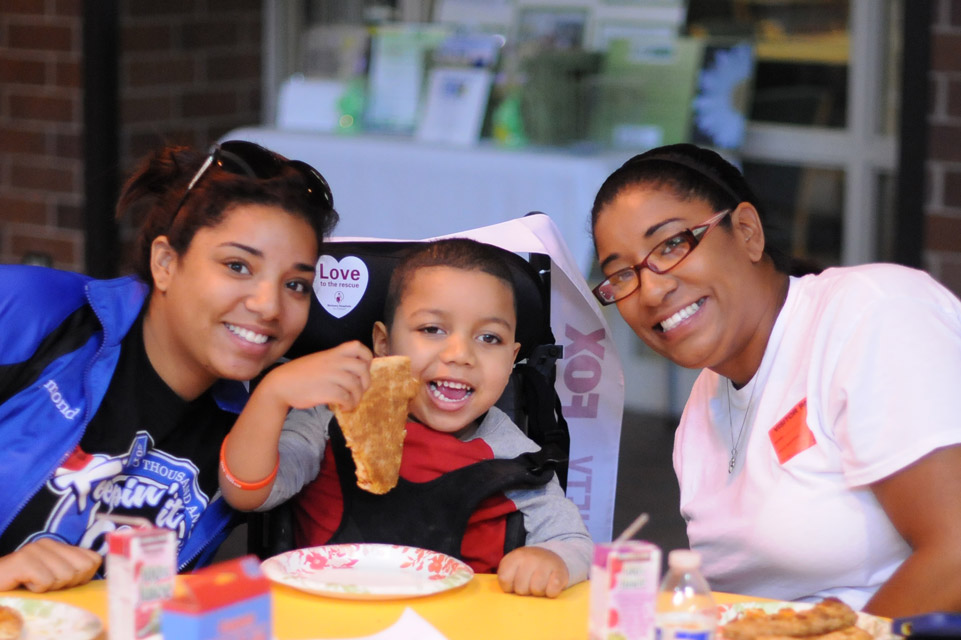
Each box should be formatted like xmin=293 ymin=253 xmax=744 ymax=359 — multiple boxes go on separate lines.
xmin=1 ymin=576 xmax=760 ymax=639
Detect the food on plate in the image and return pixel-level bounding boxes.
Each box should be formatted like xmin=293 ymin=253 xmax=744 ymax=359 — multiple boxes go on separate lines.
xmin=721 ymin=597 xmax=870 ymax=640
xmin=332 ymin=355 xmax=418 ymax=494
xmin=746 ymin=628 xmax=872 ymax=640
xmin=0 ymin=605 xmax=22 ymax=640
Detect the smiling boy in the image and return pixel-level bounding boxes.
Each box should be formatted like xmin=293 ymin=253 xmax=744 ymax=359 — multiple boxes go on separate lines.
xmin=221 ymin=239 xmax=592 ymax=598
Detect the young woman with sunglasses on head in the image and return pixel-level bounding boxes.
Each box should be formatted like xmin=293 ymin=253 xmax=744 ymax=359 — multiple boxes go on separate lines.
xmin=591 ymin=143 xmax=961 ymax=616
xmin=0 ymin=141 xmax=372 ymax=593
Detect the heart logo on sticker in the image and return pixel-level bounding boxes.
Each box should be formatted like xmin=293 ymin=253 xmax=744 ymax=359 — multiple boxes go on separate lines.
xmin=314 ymin=255 xmax=369 ymax=319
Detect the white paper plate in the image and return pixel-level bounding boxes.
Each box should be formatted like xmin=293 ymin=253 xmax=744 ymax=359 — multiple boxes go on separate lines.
xmin=0 ymin=596 xmax=103 ymax=640
xmin=261 ymin=543 xmax=474 ymax=600
xmin=718 ymin=601 xmax=900 ymax=640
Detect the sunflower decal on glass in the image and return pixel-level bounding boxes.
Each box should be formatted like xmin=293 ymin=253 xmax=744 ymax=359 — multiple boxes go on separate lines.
xmin=691 ymin=42 xmax=755 ymax=150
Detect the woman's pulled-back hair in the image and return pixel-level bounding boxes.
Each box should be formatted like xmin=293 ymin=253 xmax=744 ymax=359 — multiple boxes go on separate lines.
xmin=591 ymin=143 xmax=793 ymax=274
xmin=116 ymin=145 xmax=339 ymax=283
xmin=382 ymin=238 xmax=518 ymax=329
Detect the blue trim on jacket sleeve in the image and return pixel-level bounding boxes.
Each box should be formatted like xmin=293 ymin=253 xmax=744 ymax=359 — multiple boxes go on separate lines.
xmin=0 ymin=266 xmax=93 ymax=364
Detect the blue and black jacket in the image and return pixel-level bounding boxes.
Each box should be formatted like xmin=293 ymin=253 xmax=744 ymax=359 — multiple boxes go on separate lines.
xmin=0 ymin=265 xmax=247 ymax=570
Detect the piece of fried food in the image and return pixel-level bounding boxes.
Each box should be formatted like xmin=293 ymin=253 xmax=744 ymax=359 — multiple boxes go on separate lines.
xmin=0 ymin=605 xmax=23 ymax=640
xmin=757 ymin=627 xmax=872 ymax=640
xmin=332 ymin=355 xmax=418 ymax=494
xmin=721 ymin=598 xmax=861 ymax=640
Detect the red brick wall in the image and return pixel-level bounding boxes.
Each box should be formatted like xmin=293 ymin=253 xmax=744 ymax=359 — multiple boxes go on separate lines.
xmin=0 ymin=0 xmax=85 ymax=270
xmin=0 ymin=0 xmax=262 ymax=272
xmin=118 ymin=0 xmax=262 ymax=170
xmin=926 ymin=0 xmax=961 ymax=295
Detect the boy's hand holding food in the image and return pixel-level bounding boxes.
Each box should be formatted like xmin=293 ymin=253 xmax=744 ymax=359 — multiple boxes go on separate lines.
xmin=262 ymin=340 xmax=373 ymax=411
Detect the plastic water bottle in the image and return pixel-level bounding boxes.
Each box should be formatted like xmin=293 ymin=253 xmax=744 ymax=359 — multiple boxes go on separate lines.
xmin=655 ymin=549 xmax=717 ymax=640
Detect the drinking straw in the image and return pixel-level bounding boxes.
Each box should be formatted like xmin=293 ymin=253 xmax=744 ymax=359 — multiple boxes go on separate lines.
xmin=613 ymin=512 xmax=650 ymax=544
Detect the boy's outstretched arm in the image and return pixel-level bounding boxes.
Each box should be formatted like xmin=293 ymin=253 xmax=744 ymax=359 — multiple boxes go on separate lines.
xmin=496 ymin=546 xmax=570 ymax=598
xmin=220 ymin=341 xmax=372 ymax=510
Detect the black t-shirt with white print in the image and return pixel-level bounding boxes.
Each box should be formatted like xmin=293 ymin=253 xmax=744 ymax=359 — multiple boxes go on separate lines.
xmin=0 ymin=310 xmax=236 ymax=566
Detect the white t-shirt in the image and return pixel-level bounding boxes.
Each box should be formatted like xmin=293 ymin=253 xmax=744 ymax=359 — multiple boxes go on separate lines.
xmin=675 ymin=263 xmax=961 ymax=610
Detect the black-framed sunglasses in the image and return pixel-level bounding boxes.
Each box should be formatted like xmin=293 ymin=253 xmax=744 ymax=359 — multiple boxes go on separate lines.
xmin=592 ymin=209 xmax=732 ymax=306
xmin=170 ymin=140 xmax=333 ymax=220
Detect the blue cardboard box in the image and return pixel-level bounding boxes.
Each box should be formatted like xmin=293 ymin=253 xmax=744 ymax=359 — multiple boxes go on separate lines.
xmin=162 ymin=555 xmax=271 ymax=640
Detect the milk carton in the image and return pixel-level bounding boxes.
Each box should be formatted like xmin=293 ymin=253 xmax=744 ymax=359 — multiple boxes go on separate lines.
xmin=106 ymin=524 xmax=176 ymax=640
xmin=589 ymin=541 xmax=662 ymax=640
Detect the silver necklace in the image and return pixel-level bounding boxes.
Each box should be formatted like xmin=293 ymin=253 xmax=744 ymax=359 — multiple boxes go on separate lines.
xmin=725 ymin=379 xmax=757 ymax=473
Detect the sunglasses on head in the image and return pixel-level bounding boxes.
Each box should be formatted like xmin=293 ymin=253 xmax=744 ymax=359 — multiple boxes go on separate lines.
xmin=171 ymin=140 xmax=333 ymax=220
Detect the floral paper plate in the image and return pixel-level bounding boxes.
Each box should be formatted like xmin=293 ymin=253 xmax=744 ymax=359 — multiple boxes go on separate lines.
xmin=0 ymin=596 xmax=103 ymax=640
xmin=261 ymin=543 xmax=474 ymax=600
xmin=717 ymin=601 xmax=900 ymax=640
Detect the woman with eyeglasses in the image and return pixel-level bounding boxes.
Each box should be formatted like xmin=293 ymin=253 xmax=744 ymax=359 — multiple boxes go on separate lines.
xmin=0 ymin=141 xmax=372 ymax=592
xmin=591 ymin=143 xmax=961 ymax=616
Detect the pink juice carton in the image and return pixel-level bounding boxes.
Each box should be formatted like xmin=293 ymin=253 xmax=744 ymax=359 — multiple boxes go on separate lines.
xmin=589 ymin=540 xmax=662 ymax=640
xmin=106 ymin=524 xmax=176 ymax=640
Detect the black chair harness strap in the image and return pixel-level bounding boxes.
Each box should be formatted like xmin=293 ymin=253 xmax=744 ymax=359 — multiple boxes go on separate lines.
xmin=327 ymin=418 xmax=560 ymax=561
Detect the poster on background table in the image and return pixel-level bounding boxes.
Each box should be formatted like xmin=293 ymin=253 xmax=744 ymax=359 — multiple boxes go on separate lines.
xmin=515 ymin=5 xmax=590 ymax=57
xmin=433 ymin=0 xmax=513 ymax=33
xmin=275 ymin=76 xmax=345 ymax=132
xmin=416 ymin=67 xmax=494 ymax=146
xmin=416 ymin=32 xmax=502 ymax=146
xmin=364 ymin=24 xmax=450 ymax=134
xmin=690 ymin=41 xmax=756 ymax=150
xmin=325 ymin=215 xmax=625 ymax=543
xmin=591 ymin=36 xmax=703 ymax=150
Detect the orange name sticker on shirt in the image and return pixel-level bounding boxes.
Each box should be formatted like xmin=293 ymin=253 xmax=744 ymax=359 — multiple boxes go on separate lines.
xmin=768 ymin=399 xmax=816 ymax=464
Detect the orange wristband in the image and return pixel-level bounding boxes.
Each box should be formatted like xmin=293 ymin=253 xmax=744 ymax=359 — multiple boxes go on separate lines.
xmin=219 ymin=435 xmax=278 ymax=491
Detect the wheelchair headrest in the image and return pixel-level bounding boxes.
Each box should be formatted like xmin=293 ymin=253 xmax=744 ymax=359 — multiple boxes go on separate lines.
xmin=287 ymin=240 xmax=553 ymax=363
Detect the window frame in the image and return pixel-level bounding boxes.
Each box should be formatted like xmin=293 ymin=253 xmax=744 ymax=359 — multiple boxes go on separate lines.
xmin=740 ymin=0 xmax=899 ymax=265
